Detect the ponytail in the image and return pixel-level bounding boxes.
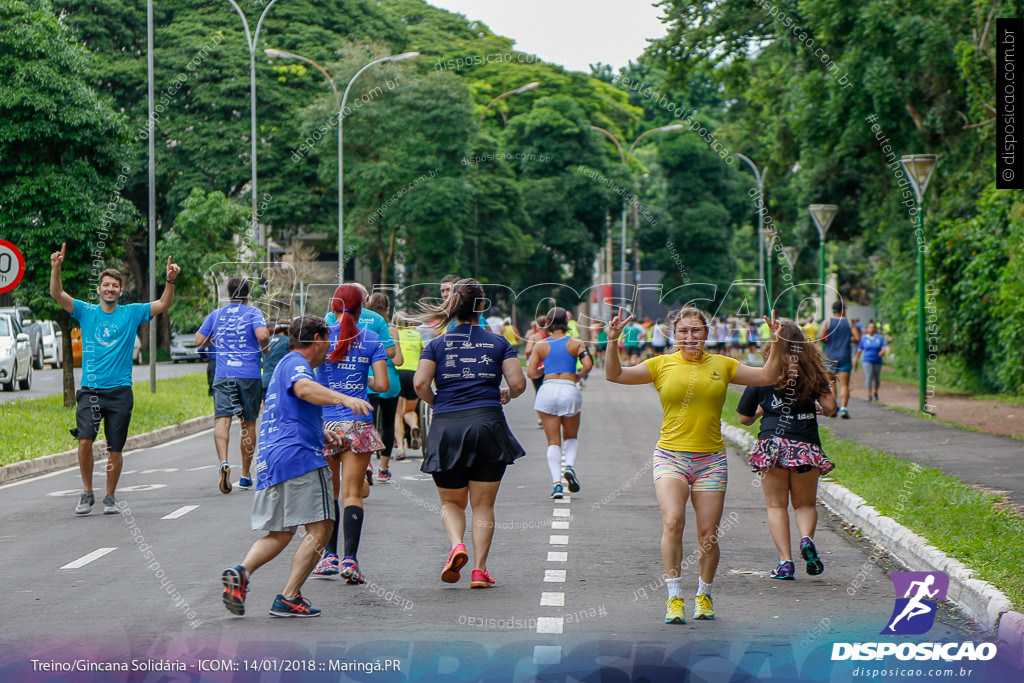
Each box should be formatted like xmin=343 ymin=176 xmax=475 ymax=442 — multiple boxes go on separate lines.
xmin=327 ymin=284 xmax=364 ymax=363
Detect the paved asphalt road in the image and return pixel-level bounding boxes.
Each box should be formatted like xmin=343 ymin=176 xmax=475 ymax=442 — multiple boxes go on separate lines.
xmin=0 ymin=369 xmax=1007 ymax=681
xmin=0 ymin=361 xmax=206 ymax=404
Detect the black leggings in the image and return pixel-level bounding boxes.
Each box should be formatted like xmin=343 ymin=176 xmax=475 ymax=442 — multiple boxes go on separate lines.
xmin=371 ymin=394 xmax=399 ymax=460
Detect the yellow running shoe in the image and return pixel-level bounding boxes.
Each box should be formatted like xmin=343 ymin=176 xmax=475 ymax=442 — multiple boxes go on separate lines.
xmin=694 ymin=593 xmax=715 ymax=620
xmin=664 ymin=597 xmax=686 ymax=624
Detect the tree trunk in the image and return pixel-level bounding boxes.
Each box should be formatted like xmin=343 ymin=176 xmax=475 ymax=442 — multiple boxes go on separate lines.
xmin=57 ymin=309 xmax=76 ymax=407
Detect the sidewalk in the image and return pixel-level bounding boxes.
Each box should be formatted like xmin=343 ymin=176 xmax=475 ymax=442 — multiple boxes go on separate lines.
xmin=826 ymin=395 xmax=1024 ymax=511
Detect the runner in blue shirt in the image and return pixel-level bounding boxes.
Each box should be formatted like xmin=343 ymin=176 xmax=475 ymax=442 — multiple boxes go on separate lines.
xmin=817 ymin=300 xmax=861 ymax=418
xmin=196 ymin=277 xmax=270 ymax=493
xmin=853 ymin=321 xmax=887 ymax=402
xmin=220 ymin=315 xmax=371 ymax=618
xmin=310 ymin=284 xmax=389 ymax=585
xmin=49 ymin=243 xmax=179 ymax=515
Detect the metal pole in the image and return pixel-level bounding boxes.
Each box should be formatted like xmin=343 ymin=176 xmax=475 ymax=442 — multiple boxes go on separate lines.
xmin=735 ymin=154 xmax=764 ymax=317
xmin=147 ymin=0 xmax=156 ymax=393
xmin=632 ymin=181 xmax=641 ymax=317
xmin=917 ymin=207 xmax=926 ymax=412
xmin=820 ymin=237 xmax=826 ymax=323
xmin=620 ymin=201 xmax=627 ymax=304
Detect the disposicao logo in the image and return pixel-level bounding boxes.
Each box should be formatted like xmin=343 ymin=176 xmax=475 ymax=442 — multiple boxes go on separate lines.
xmin=831 ymin=572 xmax=998 ymax=662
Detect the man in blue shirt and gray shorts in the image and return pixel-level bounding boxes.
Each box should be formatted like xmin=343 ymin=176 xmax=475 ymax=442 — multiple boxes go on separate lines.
xmin=817 ymin=300 xmax=861 ymax=419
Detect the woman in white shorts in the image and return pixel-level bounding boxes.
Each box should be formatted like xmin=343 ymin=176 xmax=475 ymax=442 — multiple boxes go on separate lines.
xmin=527 ymin=307 xmax=593 ymax=499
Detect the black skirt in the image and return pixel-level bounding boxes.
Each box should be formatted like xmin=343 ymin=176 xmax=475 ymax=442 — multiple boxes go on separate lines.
xmin=421 ymin=406 xmax=526 ymax=474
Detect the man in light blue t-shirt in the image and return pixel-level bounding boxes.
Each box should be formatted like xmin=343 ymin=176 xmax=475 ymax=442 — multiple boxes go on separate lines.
xmin=196 ymin=277 xmax=270 ymax=494
xmin=49 ymin=243 xmax=180 ymax=515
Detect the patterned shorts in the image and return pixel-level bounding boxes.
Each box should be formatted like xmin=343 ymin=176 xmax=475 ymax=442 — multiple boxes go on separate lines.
xmin=749 ymin=437 xmax=835 ymax=475
xmin=323 ymin=420 xmax=385 ymax=457
xmin=652 ymin=447 xmax=728 ymax=491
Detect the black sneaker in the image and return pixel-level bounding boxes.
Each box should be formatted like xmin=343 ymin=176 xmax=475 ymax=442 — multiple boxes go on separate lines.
xmin=269 ymin=592 xmax=321 ymax=617
xmin=563 ymin=466 xmax=581 ymax=493
xmin=800 ymin=537 xmax=824 ymax=575
xmin=74 ymin=492 xmax=94 ymax=515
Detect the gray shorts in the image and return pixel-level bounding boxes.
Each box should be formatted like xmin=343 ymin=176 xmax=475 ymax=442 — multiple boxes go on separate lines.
xmin=213 ymin=377 xmax=263 ymax=421
xmin=250 ymin=466 xmax=334 ymax=533
xmin=534 ymin=379 xmax=582 ymax=417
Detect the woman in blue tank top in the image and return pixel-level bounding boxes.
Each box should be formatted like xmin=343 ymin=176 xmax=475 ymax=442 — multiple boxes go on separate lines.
xmin=527 ymin=307 xmax=593 ymax=499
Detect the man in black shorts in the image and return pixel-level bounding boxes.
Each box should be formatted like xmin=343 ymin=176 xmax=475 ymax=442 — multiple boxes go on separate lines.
xmin=49 ymin=243 xmax=180 ymax=515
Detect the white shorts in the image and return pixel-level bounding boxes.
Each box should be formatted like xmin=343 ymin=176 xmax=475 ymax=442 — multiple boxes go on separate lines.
xmin=534 ymin=379 xmax=582 ymax=417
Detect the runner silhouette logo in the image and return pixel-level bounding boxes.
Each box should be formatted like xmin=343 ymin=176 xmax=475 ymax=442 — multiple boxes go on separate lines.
xmin=881 ymin=571 xmax=948 ymax=635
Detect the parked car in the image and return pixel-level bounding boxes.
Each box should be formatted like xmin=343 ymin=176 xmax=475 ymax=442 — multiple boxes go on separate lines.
xmin=133 ymin=333 xmax=142 ymax=364
xmin=0 ymin=306 xmax=43 ymax=369
xmin=170 ymin=329 xmax=202 ymax=363
xmin=0 ymin=313 xmax=32 ymax=391
xmin=39 ymin=320 xmax=63 ymax=368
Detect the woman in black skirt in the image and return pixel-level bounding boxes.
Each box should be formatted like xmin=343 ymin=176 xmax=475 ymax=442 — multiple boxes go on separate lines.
xmin=413 ymin=278 xmax=527 ymax=588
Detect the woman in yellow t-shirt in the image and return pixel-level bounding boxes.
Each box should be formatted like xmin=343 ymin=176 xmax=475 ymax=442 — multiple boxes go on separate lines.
xmin=394 ymin=316 xmax=425 ymax=458
xmin=605 ymin=305 xmax=782 ymax=625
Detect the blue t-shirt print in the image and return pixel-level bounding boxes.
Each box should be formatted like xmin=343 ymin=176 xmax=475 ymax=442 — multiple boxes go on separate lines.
xmin=198 ymin=303 xmax=267 ymax=379
xmin=73 ymin=299 xmax=151 ymax=389
xmin=316 ymin=326 xmax=387 ymax=423
xmin=421 ymin=324 xmax=517 ymax=414
xmin=858 ymin=334 xmax=886 ymax=364
xmin=256 ymin=351 xmax=326 ymax=490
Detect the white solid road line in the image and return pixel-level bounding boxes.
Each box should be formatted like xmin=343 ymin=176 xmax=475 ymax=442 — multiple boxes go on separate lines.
xmin=145 ymin=428 xmax=213 ymax=451
xmin=540 ymin=592 xmax=565 ymax=606
xmin=161 ymin=505 xmax=199 ymax=520
xmin=60 ymin=547 xmax=117 ymax=570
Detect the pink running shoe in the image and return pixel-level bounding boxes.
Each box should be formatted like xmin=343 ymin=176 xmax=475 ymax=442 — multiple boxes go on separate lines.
xmin=441 ymin=543 xmax=468 ymax=583
xmin=470 ymin=568 xmax=495 ymax=589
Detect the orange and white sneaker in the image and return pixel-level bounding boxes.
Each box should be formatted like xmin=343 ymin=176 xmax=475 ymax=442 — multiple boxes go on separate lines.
xmin=470 ymin=568 xmax=495 ymax=589
xmin=442 ymin=543 xmax=468 ymax=583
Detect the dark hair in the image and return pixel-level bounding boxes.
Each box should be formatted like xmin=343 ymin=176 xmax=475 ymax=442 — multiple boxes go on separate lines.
xmin=545 ymin=307 xmax=569 ymax=333
xmin=418 ymin=278 xmax=485 ymax=327
xmin=764 ymin=321 xmax=834 ymax=402
xmin=289 ymin=315 xmax=328 ymax=350
xmin=228 ymin=277 xmax=250 ymax=301
xmin=274 ymin=318 xmax=290 ymax=332
xmin=366 ymin=292 xmax=390 ymax=318
xmin=97 ymin=269 xmax=123 ymax=287
xmin=328 ymin=284 xmax=364 ymax=363
xmin=832 ymin=300 xmax=845 ymax=313
xmin=440 ymin=274 xmax=460 ymax=285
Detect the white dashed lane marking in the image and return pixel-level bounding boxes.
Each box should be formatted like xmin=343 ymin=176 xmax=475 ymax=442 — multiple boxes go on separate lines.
xmin=548 ymin=535 xmax=569 ymax=545
xmin=547 ymin=551 xmax=567 ymax=562
xmin=536 ymin=617 xmax=564 ymax=634
xmin=161 ymin=505 xmax=199 ymax=520
xmin=60 ymin=547 xmax=117 ymax=569
xmin=540 ymin=592 xmax=565 ymax=606
xmin=552 ymin=508 xmax=571 ymax=517
xmin=543 ymin=570 xmax=567 ymax=582
xmin=551 ymin=521 xmax=570 ymax=529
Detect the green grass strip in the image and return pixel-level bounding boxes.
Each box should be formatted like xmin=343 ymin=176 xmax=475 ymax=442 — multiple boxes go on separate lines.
xmin=722 ymin=389 xmax=1024 ymax=611
xmin=0 ymin=373 xmax=212 ymax=467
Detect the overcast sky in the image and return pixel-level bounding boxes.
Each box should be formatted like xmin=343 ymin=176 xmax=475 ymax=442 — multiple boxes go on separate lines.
xmin=426 ymin=0 xmax=668 ymax=74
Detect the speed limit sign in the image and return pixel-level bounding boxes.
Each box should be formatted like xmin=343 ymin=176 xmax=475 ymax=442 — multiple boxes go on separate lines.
xmin=0 ymin=240 xmax=26 ymax=294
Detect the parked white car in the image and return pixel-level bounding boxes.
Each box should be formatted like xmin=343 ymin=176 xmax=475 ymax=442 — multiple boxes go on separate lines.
xmin=39 ymin=320 xmax=63 ymax=368
xmin=0 ymin=313 xmax=32 ymax=391
xmin=170 ymin=330 xmax=202 ymax=363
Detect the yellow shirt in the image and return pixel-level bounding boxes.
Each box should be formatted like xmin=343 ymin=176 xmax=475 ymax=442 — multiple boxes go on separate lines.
xmin=395 ymin=327 xmax=423 ymax=371
xmin=644 ymin=352 xmax=739 ymax=452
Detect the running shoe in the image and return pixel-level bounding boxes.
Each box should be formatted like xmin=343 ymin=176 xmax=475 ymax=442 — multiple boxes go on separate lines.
xmin=839 ymin=407 xmax=850 ymax=419
xmin=74 ymin=492 xmax=94 ymax=515
xmin=221 ymin=565 xmax=248 ymax=615
xmin=312 ymin=553 xmax=340 ymax=578
xmin=800 ymin=537 xmax=824 ymax=576
xmin=664 ymin=597 xmax=686 ymax=624
xmin=238 ymin=477 xmax=253 ymax=490
xmin=873 ymin=393 xmax=879 ymax=402
xmin=269 ymin=592 xmax=321 ymax=618
xmin=218 ymin=461 xmax=232 ymax=494
xmin=340 ymin=557 xmax=365 ymax=585
xmin=377 ymin=469 xmax=391 ymax=483
xmin=441 ymin=543 xmax=468 ymax=583
xmin=102 ymin=494 xmax=118 ymax=514
xmin=470 ymin=568 xmax=495 ymax=589
xmin=694 ymin=593 xmax=715 ymax=620
xmin=770 ymin=560 xmax=795 ymax=580
xmin=563 ymin=466 xmax=581 ymax=493
xmin=410 ymin=427 xmax=421 ymax=450
xmin=395 ymin=450 xmax=406 ymax=461
xmin=550 ymin=483 xmax=564 ymax=499
xmin=365 ymin=463 xmax=374 ymax=487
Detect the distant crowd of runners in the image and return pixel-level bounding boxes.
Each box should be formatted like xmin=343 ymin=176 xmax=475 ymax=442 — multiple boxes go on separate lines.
xmin=50 ymin=243 xmax=878 ymax=623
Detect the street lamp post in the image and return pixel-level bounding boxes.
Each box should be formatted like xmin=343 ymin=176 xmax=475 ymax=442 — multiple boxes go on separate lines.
xmin=900 ymin=154 xmax=938 ymax=413
xmin=479 ymin=82 xmax=540 ymax=124
xmin=226 ymin=0 xmax=281 ymax=258
xmin=763 ymin=229 xmax=778 ymax=313
xmin=147 ymin=0 xmax=156 ymax=392
xmin=782 ymin=246 xmax=800 ymax=318
xmin=334 ymin=52 xmax=418 ymax=283
xmin=736 ymin=154 xmax=767 ymax=317
xmin=808 ymin=204 xmax=838 ymax=323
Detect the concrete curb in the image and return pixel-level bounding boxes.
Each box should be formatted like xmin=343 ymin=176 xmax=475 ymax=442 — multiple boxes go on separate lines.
xmin=721 ymin=423 xmax=1024 ymax=660
xmin=0 ymin=414 xmax=215 ymax=485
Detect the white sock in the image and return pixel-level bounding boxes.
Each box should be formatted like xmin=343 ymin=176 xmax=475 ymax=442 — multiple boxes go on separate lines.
xmin=563 ymin=438 xmax=579 ymax=468
xmin=665 ymin=577 xmax=683 ymax=600
xmin=697 ymin=578 xmax=713 ymax=596
xmin=546 ymin=445 xmax=562 ymax=484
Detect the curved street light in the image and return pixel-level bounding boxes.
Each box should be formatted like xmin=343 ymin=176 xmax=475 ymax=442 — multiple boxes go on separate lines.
xmin=808 ymin=204 xmax=838 ymax=323
xmin=479 ymin=82 xmax=540 ymax=124
xmin=735 ymin=153 xmax=767 ymax=317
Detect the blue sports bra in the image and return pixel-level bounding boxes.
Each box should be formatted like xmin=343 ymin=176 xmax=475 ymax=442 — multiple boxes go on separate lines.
xmin=543 ymin=336 xmax=578 ymax=375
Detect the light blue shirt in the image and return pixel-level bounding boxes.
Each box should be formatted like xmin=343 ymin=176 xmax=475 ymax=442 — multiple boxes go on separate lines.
xmin=324 ymin=309 xmax=395 ymax=348
xmin=73 ymin=299 xmax=151 ymax=389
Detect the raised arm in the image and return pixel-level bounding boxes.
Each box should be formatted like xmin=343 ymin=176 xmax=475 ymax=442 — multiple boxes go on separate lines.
xmin=149 ymin=255 xmax=180 ymax=317
xmin=49 ymin=244 xmax=74 ymax=313
xmin=604 ymin=309 xmax=652 ymax=385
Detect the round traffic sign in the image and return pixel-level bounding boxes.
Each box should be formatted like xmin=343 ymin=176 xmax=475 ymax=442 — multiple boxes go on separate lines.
xmin=0 ymin=240 xmax=26 ymax=294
